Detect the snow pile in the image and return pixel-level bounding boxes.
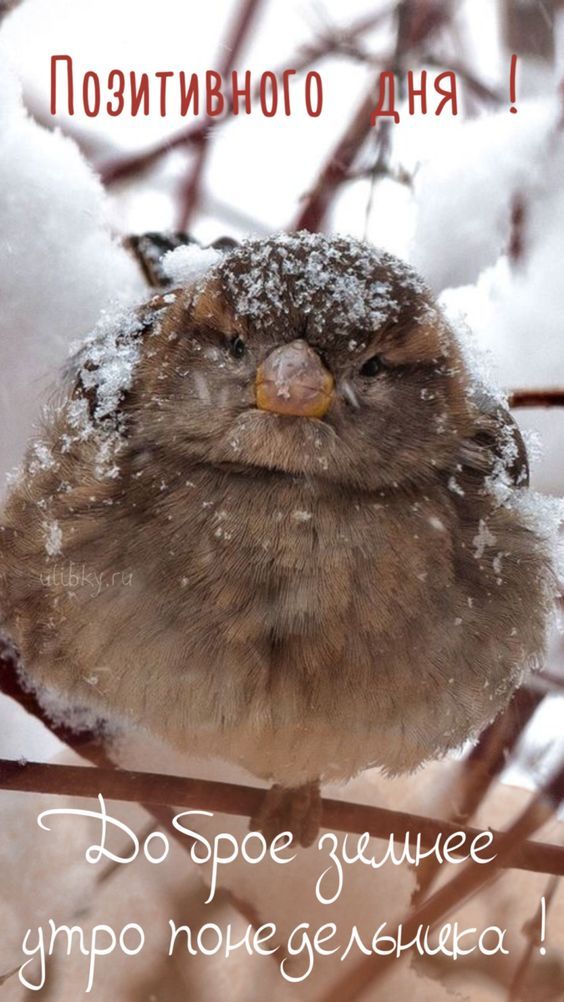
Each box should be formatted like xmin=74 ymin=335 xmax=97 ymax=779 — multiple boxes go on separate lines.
xmin=410 ymin=98 xmax=564 ymax=495
xmin=0 ymin=56 xmax=144 ymax=493
xmin=71 ymin=305 xmax=149 ymax=425
xmin=442 ymin=244 xmax=564 ymax=392
xmin=163 ymin=243 xmax=222 ymax=285
xmin=411 ymin=99 xmax=556 ymax=295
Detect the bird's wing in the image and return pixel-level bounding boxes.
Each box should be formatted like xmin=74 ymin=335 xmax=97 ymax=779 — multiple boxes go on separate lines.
xmin=64 ymin=295 xmax=171 ymax=426
xmin=458 ymin=389 xmax=529 ymax=489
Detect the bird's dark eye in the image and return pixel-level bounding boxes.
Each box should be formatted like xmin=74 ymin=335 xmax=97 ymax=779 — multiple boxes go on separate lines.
xmin=229 ymin=336 xmax=246 ymax=359
xmin=360 ymin=355 xmax=382 ymax=378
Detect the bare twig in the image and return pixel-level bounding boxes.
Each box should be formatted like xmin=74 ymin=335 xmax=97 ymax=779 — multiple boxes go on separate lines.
xmin=508 ymin=192 xmax=527 ymax=266
xmin=0 ymin=646 xmax=281 ymax=956
xmin=363 ymin=2 xmax=409 ymax=237
xmin=538 ymin=670 xmax=564 ymax=692
xmin=0 ymin=965 xmax=20 ymax=987
xmin=176 ymin=0 xmax=266 ymax=229
xmin=0 ymin=0 xmax=22 ymax=23
xmin=293 ymin=86 xmax=378 ymax=232
xmin=320 ymin=765 xmax=564 ymax=1002
xmin=423 ymin=53 xmax=503 ymax=105
xmin=509 ymin=389 xmax=564 ymax=408
xmin=501 ymin=0 xmax=562 ymax=62
xmin=2 ymin=758 xmax=564 ymax=880
xmin=351 ymin=161 xmax=413 ymax=186
xmin=293 ymin=4 xmax=402 ymax=233
xmin=453 ymin=688 xmax=544 ymax=825
xmin=294 ymin=0 xmax=457 ymax=233
xmin=507 ymin=874 xmax=560 ymax=1002
xmin=397 ymin=0 xmax=453 ymax=50
xmin=412 ymin=688 xmax=544 ymax=904
xmin=99 ymin=5 xmax=397 ymax=188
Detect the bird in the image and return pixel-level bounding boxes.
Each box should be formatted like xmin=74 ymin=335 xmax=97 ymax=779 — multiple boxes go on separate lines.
xmin=0 ymin=231 xmax=554 ymax=846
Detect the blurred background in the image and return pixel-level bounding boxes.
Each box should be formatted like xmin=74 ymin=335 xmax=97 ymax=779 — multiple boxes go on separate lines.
xmin=1 ymin=2 xmax=564 ymax=1000
xmin=2 ymin=0 xmax=564 ymax=480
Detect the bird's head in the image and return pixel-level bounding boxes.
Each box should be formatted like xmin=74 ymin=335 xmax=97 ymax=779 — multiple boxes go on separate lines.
xmin=122 ymin=233 xmax=476 ymax=491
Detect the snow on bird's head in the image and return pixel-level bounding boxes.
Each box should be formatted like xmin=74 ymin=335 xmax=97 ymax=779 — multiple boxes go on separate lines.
xmin=206 ymin=231 xmax=431 ymax=341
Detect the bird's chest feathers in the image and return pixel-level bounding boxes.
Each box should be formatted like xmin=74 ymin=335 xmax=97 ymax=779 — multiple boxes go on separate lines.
xmin=161 ymin=477 xmax=451 ymax=641
xmin=187 ymin=485 xmax=354 ymax=628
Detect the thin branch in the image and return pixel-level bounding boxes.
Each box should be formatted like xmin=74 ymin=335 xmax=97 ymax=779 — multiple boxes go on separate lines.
xmin=98 ymin=5 xmax=397 ymax=188
xmin=0 ymin=645 xmax=282 ymax=957
xmin=293 ymin=0 xmax=456 ymax=232
xmin=397 ymin=0 xmax=453 ymax=50
xmin=538 ymin=670 xmax=564 ymax=692
xmin=423 ymin=53 xmax=503 ymax=105
xmin=0 ymin=0 xmax=22 ymax=22
xmin=320 ymin=765 xmax=564 ymax=1002
xmin=508 ymin=192 xmax=528 ymax=266
xmin=454 ymin=688 xmax=544 ymax=824
xmin=351 ymin=161 xmax=413 ymax=186
xmin=293 ymin=86 xmax=378 ymax=232
xmin=507 ymin=874 xmax=560 ymax=1002
xmin=0 ymin=965 xmax=20 ymax=987
xmin=412 ymin=687 xmax=544 ymax=904
xmin=2 ymin=758 xmax=564 ymax=879
xmin=509 ymin=389 xmax=564 ymax=408
xmin=362 ymin=2 xmax=411 ymax=238
xmin=293 ymin=2 xmax=404 ymax=233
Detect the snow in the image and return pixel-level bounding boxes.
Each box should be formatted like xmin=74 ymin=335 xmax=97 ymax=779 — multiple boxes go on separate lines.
xmin=21 ymin=298 xmax=162 ymax=484
xmin=163 ymin=243 xmax=222 ymax=285
xmin=442 ymin=247 xmax=564 ymax=393
xmin=448 ymin=476 xmax=465 ymax=497
xmin=410 ymin=98 xmax=564 ymax=496
xmin=217 ymin=232 xmax=426 ymax=337
xmin=0 ymin=56 xmax=144 ymax=495
xmin=472 ymin=519 xmax=497 ymax=560
xmin=42 ymin=518 xmax=63 ymax=557
xmin=412 ymin=100 xmax=557 ymax=294
xmin=28 ymin=442 xmax=57 ymax=475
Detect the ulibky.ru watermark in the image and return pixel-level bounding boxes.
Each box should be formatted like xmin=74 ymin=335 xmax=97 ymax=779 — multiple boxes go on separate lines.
xmin=40 ymin=562 xmax=132 ymax=598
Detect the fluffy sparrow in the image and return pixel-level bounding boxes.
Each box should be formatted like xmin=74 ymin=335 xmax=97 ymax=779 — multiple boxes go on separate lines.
xmin=0 ymin=233 xmax=554 ymax=844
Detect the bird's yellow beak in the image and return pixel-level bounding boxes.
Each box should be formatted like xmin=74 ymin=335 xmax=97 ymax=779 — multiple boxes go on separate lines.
xmin=255 ymin=339 xmax=334 ymax=419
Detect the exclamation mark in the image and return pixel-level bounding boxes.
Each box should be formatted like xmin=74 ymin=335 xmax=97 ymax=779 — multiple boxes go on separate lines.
xmin=539 ymin=895 xmax=547 ymax=956
xmin=510 ymin=54 xmax=518 ymax=114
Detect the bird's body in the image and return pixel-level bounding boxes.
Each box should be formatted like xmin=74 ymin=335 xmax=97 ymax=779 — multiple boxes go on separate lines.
xmin=0 ymin=233 xmax=553 ymax=813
